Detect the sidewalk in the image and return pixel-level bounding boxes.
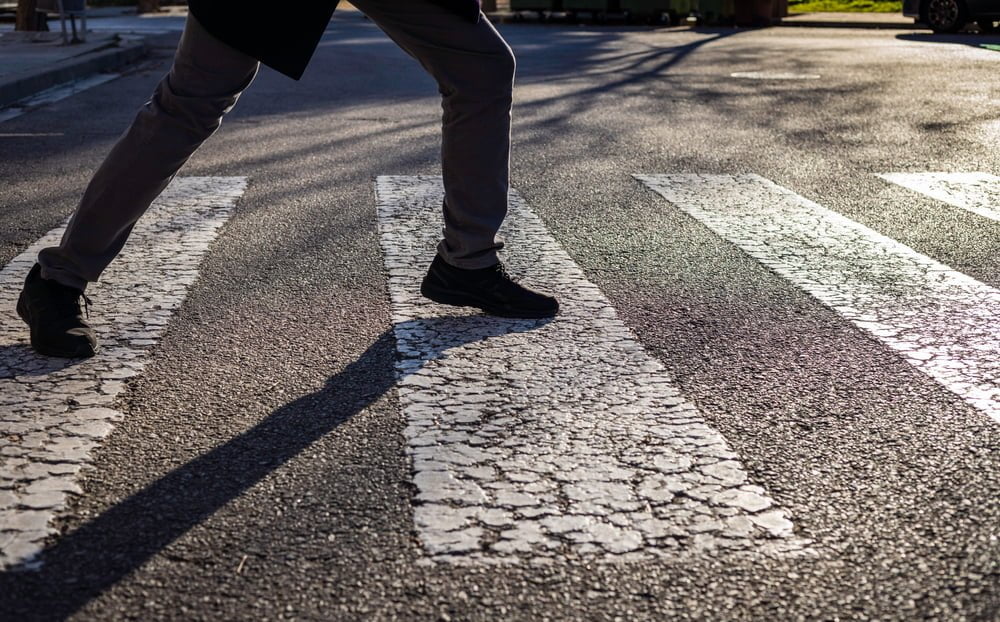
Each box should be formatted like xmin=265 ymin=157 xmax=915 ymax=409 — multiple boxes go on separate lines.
xmin=779 ymin=11 xmax=921 ymax=29
xmin=0 ymin=5 xmax=192 ymax=110
xmin=0 ymin=28 xmax=147 ymax=109
xmin=484 ymin=6 xmax=922 ymax=29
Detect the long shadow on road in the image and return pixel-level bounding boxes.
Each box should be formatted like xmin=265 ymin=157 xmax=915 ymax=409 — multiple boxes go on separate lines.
xmin=0 ymin=314 xmax=550 ymax=621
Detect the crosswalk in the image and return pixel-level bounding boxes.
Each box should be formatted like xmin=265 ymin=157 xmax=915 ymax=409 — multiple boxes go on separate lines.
xmin=636 ymin=173 xmax=1000 ymax=424
xmin=376 ymin=176 xmax=806 ymax=564
xmin=0 ymin=177 xmax=246 ymax=570
xmin=0 ymin=171 xmax=996 ymax=570
xmin=877 ymin=172 xmax=1000 ymax=224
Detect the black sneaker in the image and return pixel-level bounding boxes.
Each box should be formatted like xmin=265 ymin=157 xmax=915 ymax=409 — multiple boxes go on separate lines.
xmin=17 ymin=264 xmax=99 ymax=358
xmin=420 ymin=255 xmax=559 ymax=319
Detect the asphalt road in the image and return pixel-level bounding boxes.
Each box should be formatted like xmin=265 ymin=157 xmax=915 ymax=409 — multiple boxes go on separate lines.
xmin=1 ymin=9 xmax=999 ymax=621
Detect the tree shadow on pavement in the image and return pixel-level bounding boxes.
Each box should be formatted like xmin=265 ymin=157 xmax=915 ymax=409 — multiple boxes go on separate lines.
xmin=514 ymin=28 xmax=739 ymax=106
xmin=0 ymin=314 xmax=551 ymax=621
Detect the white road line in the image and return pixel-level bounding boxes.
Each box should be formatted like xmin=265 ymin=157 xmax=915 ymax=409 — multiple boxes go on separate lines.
xmin=0 ymin=73 xmax=119 ymax=124
xmin=375 ymin=176 xmax=807 ymax=564
xmin=636 ymin=173 xmax=1000 ymax=424
xmin=877 ymin=172 xmax=1000 ymax=224
xmin=0 ymin=177 xmax=246 ymax=570
xmin=730 ymin=71 xmax=821 ymax=80
xmin=0 ymin=133 xmax=65 ymax=138
xmin=87 ymin=28 xmax=172 ymax=34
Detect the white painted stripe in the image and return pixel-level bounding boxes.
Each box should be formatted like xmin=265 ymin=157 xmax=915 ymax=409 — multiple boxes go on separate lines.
xmin=0 ymin=73 xmax=119 ymax=124
xmin=87 ymin=28 xmax=172 ymax=35
xmin=636 ymin=173 xmax=1000 ymax=424
xmin=0 ymin=177 xmax=246 ymax=570
xmin=375 ymin=176 xmax=806 ymax=564
xmin=730 ymin=71 xmax=821 ymax=80
xmin=877 ymin=172 xmax=1000 ymax=224
xmin=0 ymin=133 xmax=64 ymax=138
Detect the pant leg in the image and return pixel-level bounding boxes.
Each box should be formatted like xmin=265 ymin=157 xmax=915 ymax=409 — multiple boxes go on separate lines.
xmin=38 ymin=15 xmax=260 ymax=290
xmin=349 ymin=0 xmax=515 ymax=269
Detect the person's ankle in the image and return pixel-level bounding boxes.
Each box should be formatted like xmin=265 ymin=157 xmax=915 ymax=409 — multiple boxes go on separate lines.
xmin=421 ymin=255 xmax=558 ymax=319
xmin=18 ymin=264 xmax=99 ymax=358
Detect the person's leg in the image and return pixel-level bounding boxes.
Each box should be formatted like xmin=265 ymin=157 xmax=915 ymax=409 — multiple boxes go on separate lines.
xmin=37 ymin=14 xmax=260 ymax=290
xmin=20 ymin=15 xmax=260 ymax=357
xmin=349 ymin=0 xmax=514 ymax=269
xmin=350 ymin=0 xmax=556 ymax=318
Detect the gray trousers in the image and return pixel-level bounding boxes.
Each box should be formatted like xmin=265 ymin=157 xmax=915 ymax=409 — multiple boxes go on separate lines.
xmin=39 ymin=0 xmax=516 ymax=290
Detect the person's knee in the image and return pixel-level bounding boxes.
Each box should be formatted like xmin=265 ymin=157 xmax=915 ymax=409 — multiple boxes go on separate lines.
xmin=494 ymin=44 xmax=516 ymax=88
xmin=148 ymin=49 xmax=257 ymax=134
xmin=450 ymin=44 xmax=516 ymax=104
xmin=488 ymin=44 xmax=516 ymax=97
xmin=148 ymin=73 xmax=247 ymax=138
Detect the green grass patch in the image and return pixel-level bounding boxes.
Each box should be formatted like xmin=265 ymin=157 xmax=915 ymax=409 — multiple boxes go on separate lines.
xmin=789 ymin=0 xmax=902 ymax=12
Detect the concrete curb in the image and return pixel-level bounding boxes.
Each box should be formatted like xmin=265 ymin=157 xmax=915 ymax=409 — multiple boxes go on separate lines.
xmin=485 ymin=10 xmax=922 ymax=29
xmin=0 ymin=37 xmax=148 ymax=109
xmin=777 ymin=19 xmax=923 ymax=30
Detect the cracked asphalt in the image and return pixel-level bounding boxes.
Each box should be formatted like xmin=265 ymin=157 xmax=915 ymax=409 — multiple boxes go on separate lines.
xmin=0 ymin=8 xmax=998 ymax=621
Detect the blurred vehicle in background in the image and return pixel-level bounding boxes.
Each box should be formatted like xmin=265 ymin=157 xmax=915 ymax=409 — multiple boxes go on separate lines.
xmin=904 ymin=0 xmax=1000 ymax=33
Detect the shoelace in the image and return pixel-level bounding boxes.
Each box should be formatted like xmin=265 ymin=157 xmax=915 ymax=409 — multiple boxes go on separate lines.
xmin=80 ymin=292 xmax=93 ymax=318
xmin=44 ymin=284 xmax=93 ymax=320
xmin=490 ymin=263 xmax=531 ymax=297
xmin=494 ymin=263 xmax=518 ymax=283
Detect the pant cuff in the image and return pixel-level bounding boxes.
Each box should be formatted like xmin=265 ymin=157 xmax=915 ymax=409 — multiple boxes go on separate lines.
xmin=38 ymin=263 xmax=89 ymax=292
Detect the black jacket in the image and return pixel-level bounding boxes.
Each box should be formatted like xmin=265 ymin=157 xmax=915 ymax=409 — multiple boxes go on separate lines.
xmin=188 ymin=1 xmax=482 ymax=80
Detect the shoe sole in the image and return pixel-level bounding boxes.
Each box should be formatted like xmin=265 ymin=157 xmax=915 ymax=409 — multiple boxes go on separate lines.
xmin=16 ymin=293 xmax=100 ymax=359
xmin=420 ymin=284 xmax=558 ymax=319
